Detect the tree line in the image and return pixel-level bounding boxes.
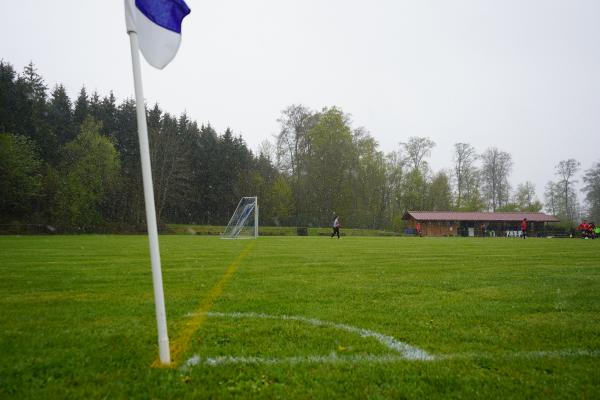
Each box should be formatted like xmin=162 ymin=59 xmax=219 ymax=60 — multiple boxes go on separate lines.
xmin=1 ymin=61 xmax=599 ymax=232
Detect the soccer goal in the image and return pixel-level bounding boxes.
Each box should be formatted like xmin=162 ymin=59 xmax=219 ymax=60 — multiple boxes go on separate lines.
xmin=221 ymin=197 xmax=258 ymax=239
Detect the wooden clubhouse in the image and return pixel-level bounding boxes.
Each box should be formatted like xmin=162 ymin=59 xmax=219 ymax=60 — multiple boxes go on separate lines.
xmin=402 ymin=211 xmax=560 ymax=237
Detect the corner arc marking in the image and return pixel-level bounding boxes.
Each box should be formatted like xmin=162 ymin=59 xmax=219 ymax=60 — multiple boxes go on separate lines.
xmin=185 ymin=311 xmax=434 ymax=361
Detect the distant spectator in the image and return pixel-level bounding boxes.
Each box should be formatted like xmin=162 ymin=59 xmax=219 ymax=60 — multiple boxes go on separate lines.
xmin=331 ymin=215 xmax=341 ymax=239
xmin=521 ymin=218 xmax=527 ymax=239
xmin=416 ymin=222 xmax=422 ymax=237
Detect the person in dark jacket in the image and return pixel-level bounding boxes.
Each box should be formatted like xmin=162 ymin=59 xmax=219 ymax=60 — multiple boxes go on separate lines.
xmin=331 ymin=216 xmax=341 ymax=239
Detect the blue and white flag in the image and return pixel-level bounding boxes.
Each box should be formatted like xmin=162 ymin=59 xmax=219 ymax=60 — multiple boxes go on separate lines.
xmin=125 ymin=0 xmax=191 ymax=69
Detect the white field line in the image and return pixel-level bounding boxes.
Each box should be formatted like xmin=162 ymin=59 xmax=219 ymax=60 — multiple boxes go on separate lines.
xmin=183 ymin=353 xmax=410 ymax=368
xmin=181 ymin=311 xmax=600 ymax=369
xmin=441 ymin=349 xmax=600 ymax=360
xmin=186 ymin=311 xmax=433 ymax=360
xmin=182 ymin=350 xmax=600 ymax=369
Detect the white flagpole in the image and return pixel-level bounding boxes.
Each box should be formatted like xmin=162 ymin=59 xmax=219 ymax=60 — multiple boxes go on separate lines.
xmin=127 ymin=30 xmax=171 ymax=365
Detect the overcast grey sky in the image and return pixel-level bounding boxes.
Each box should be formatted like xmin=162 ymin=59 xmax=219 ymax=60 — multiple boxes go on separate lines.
xmin=1 ymin=0 xmax=599 ymax=202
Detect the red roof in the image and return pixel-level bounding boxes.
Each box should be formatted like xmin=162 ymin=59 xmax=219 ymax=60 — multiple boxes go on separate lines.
xmin=403 ymin=211 xmax=560 ymax=222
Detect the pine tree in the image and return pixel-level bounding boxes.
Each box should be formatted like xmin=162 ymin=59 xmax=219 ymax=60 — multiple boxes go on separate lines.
xmin=0 ymin=61 xmax=18 ymax=134
xmin=48 ymin=84 xmax=74 ymax=146
xmin=88 ymin=91 xmax=102 ymax=123
xmin=16 ymin=62 xmax=56 ymax=162
xmin=73 ymin=86 xmax=89 ymax=132
xmin=100 ymin=92 xmax=118 ymax=138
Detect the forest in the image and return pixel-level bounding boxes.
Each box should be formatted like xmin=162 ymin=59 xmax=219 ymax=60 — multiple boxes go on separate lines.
xmin=1 ymin=61 xmax=599 ymax=232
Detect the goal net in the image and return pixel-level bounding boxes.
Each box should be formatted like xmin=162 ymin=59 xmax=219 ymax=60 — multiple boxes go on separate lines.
xmin=221 ymin=197 xmax=258 ymax=239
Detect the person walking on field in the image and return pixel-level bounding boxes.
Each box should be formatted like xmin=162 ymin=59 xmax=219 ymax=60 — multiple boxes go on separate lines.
xmin=331 ymin=215 xmax=341 ymax=239
xmin=521 ymin=218 xmax=527 ymax=239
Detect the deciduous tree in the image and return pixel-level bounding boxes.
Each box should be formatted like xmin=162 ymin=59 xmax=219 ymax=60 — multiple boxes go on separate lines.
xmin=0 ymin=133 xmax=42 ymax=221
xmin=52 ymin=117 xmax=120 ymax=230
xmin=427 ymin=171 xmax=453 ymax=211
xmin=453 ymin=142 xmax=478 ymax=209
xmin=304 ymin=107 xmax=355 ymax=226
xmin=582 ymin=161 xmax=600 ymax=222
xmin=513 ymin=181 xmax=543 ymax=212
xmin=481 ymin=147 xmax=513 ymax=211
xmin=401 ymin=136 xmax=435 ymax=172
xmin=555 ymin=159 xmax=580 ymax=224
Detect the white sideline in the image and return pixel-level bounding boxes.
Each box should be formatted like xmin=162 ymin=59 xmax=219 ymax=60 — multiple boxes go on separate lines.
xmin=441 ymin=349 xmax=600 ymax=360
xmin=181 ymin=311 xmax=599 ymax=369
xmin=184 ymin=353 xmax=412 ymax=368
xmin=182 ymin=349 xmax=600 ymax=369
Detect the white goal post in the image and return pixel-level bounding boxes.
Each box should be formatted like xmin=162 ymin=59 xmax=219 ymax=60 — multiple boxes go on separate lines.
xmin=221 ymin=197 xmax=258 ymax=239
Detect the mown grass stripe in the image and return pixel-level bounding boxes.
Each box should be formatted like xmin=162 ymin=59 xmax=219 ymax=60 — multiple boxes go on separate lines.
xmin=1 ymin=235 xmax=598 ymax=398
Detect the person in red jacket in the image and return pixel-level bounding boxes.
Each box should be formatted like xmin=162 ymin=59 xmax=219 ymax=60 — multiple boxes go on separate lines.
xmin=578 ymin=220 xmax=590 ymax=239
xmin=521 ymin=218 xmax=527 ymax=239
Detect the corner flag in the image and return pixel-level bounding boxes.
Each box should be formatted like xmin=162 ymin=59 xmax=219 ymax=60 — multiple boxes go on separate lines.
xmin=125 ymin=0 xmax=191 ymax=69
xmin=124 ymin=0 xmax=190 ymax=366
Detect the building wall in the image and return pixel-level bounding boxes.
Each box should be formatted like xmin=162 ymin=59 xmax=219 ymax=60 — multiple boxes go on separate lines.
xmin=405 ymin=216 xmax=546 ymax=237
xmin=422 ymin=221 xmax=458 ymax=236
xmin=405 ymin=218 xmax=458 ymax=236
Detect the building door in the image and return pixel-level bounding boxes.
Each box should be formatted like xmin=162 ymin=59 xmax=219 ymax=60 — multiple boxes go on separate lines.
xmin=459 ymin=221 xmax=474 ymax=237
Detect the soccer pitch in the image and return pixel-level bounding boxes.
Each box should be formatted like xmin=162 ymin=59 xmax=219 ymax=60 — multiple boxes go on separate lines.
xmin=1 ymin=235 xmax=599 ymax=399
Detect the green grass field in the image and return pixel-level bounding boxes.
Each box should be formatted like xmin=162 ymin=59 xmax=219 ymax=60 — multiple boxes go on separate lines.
xmin=1 ymin=235 xmax=599 ymax=399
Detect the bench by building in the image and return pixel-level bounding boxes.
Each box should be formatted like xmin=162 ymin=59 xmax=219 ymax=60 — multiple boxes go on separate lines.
xmin=402 ymin=211 xmax=560 ymax=237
